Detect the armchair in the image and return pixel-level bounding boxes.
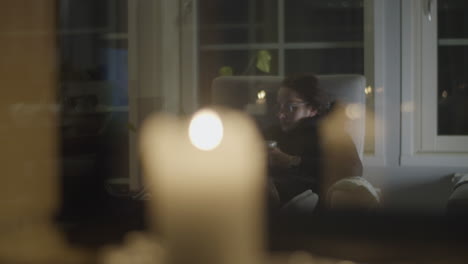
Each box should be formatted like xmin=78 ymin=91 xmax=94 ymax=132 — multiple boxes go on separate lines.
xmin=211 ymin=75 xmax=376 ymax=212
xmin=211 ymin=74 xmax=366 ymax=158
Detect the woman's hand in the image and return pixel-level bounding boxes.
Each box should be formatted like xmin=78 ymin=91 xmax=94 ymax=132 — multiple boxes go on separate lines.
xmin=268 ymin=147 xmax=301 ymax=168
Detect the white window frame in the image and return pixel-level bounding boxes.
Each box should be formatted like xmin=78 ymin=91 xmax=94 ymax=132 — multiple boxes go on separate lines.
xmin=362 ymin=0 xmax=385 ymax=166
xmin=401 ymin=0 xmax=468 ymax=166
xmin=129 ymin=0 xmax=182 ymax=191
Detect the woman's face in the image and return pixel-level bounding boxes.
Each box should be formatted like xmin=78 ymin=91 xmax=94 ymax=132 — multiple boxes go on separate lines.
xmin=276 ymin=86 xmax=318 ymax=131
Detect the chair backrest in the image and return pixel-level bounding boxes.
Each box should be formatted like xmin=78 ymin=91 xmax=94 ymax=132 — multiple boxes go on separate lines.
xmin=211 ymin=74 xmax=366 ymax=157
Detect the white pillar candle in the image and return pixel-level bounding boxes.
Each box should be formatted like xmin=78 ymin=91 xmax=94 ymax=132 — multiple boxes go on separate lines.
xmin=140 ymin=108 xmax=266 ymax=264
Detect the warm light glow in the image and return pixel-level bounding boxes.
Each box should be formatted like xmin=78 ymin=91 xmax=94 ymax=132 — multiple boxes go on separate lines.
xmin=364 ymin=86 xmax=373 ymax=95
xmin=442 ymin=90 xmax=448 ymax=98
xmin=345 ymin=104 xmax=363 ymax=120
xmin=189 ymin=109 xmax=224 ymax=151
xmin=257 ymin=90 xmax=266 ymax=100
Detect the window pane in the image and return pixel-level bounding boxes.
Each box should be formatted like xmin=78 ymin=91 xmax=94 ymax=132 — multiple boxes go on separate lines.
xmin=437 ymin=47 xmax=468 ymax=135
xmin=438 ymin=0 xmax=468 ymax=39
xmin=437 ymin=0 xmax=468 ymax=135
xmin=197 ymin=1 xmax=372 ymax=152
xmin=59 ymin=0 xmax=130 ymax=219
xmin=285 ymin=48 xmax=363 ymax=75
xmin=199 ymin=50 xmax=279 ymax=105
xmin=285 ymin=0 xmax=363 ymax=42
xmin=198 ymin=0 xmax=278 ymax=45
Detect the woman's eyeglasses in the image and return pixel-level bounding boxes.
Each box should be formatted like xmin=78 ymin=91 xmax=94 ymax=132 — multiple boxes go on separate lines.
xmin=276 ymin=102 xmax=308 ymax=114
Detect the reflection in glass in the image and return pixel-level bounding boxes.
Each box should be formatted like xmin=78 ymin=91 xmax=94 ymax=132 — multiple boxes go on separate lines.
xmin=58 ymin=0 xmax=130 ymax=220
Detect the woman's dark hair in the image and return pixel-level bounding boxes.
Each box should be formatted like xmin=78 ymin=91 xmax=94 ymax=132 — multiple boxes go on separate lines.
xmin=282 ymin=73 xmax=330 ymax=115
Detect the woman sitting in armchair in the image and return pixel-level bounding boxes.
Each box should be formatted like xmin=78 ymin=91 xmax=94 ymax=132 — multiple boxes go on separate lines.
xmin=265 ymin=73 xmax=364 ymax=211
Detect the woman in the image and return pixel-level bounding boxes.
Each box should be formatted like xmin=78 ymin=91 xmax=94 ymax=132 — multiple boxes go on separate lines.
xmin=265 ymin=73 xmax=363 ymax=208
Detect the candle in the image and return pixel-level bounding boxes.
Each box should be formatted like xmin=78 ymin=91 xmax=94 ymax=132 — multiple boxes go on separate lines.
xmin=245 ymin=90 xmax=268 ymax=115
xmin=256 ymin=90 xmax=267 ymax=104
xmin=140 ymin=108 xmax=266 ymax=264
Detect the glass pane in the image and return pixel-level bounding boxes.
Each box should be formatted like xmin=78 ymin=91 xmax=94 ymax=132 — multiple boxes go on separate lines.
xmin=438 ymin=0 xmax=468 ymax=39
xmin=58 ymin=0 xmax=130 ymax=220
xmin=437 ymin=0 xmax=468 ymax=135
xmin=198 ymin=0 xmax=278 ymax=45
xmin=199 ymin=50 xmax=278 ymax=105
xmin=285 ymin=48 xmax=363 ymax=75
xmin=285 ymin=0 xmax=364 ymax=42
xmin=438 ymin=47 xmax=468 ymax=135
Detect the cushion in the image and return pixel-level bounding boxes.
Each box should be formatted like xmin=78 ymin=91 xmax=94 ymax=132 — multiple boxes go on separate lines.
xmin=447 ymin=173 xmax=468 ymax=214
xmin=326 ymin=177 xmax=380 ymax=210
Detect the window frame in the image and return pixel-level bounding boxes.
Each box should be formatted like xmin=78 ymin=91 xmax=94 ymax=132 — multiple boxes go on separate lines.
xmin=129 ymin=0 xmax=182 ymax=191
xmin=362 ymin=0 xmax=385 ymax=166
xmin=401 ymin=0 xmax=468 ymax=166
xmin=128 ymin=0 xmax=139 ymax=191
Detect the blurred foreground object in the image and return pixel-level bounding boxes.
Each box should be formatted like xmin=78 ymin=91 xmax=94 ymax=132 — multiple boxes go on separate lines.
xmin=99 ymin=232 xmax=165 ymax=264
xmin=140 ymin=108 xmax=266 ymax=264
xmin=0 ymin=1 xmax=89 ymax=263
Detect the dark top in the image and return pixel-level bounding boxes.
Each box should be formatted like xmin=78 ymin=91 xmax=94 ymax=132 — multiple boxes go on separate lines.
xmin=264 ymin=106 xmax=363 ymax=205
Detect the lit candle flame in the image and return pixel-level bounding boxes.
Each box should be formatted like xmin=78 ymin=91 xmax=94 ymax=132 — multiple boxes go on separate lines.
xmin=257 ymin=90 xmax=266 ymax=100
xmin=442 ymin=90 xmax=448 ymax=98
xmin=189 ymin=109 xmax=224 ymax=151
xmin=364 ymin=86 xmax=373 ymax=95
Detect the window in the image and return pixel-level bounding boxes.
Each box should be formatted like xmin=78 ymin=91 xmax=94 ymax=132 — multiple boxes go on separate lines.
xmin=197 ymin=0 xmax=365 ymax=103
xmin=181 ymin=0 xmax=382 ymax=158
xmin=58 ymin=0 xmax=138 ymax=215
xmin=402 ymin=0 xmax=468 ymax=165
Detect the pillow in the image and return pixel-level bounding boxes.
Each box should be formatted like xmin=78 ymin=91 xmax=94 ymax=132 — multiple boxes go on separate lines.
xmin=326 ymin=177 xmax=380 ymax=210
xmin=281 ymin=190 xmax=319 ymax=214
xmin=447 ymin=173 xmax=468 ymax=214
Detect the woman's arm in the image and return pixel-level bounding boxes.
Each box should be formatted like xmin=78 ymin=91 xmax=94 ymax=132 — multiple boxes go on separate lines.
xmin=268 ymin=147 xmax=301 ymax=169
